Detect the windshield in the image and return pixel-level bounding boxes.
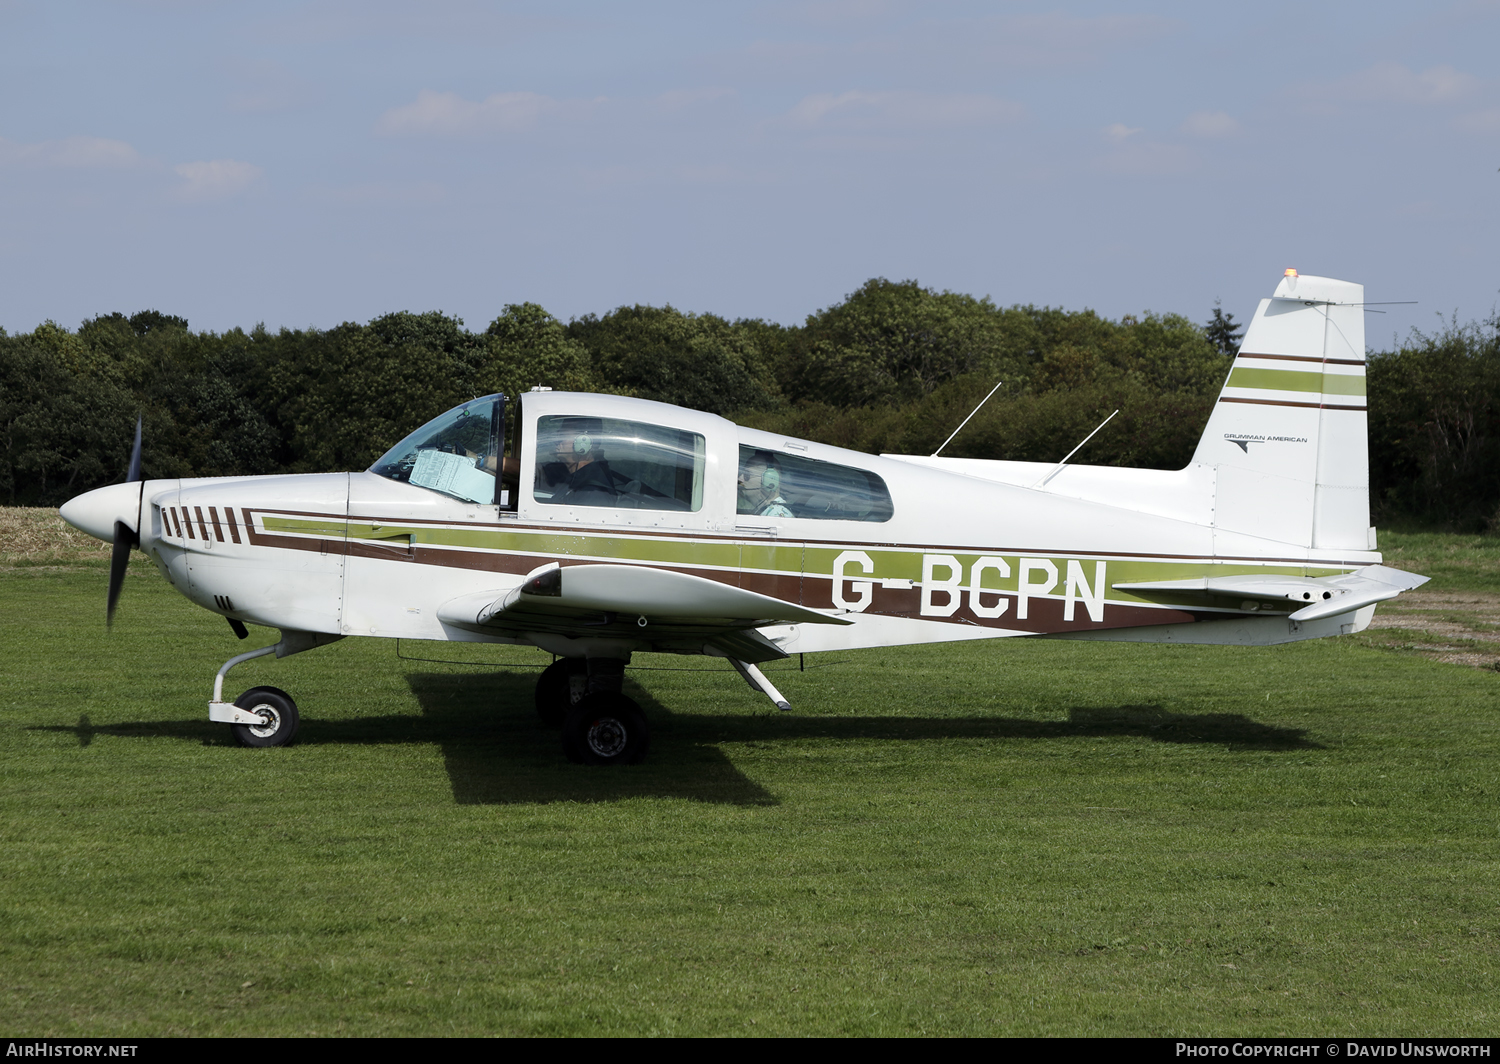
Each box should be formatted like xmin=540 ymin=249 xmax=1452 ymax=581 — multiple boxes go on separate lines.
xmin=369 ymin=395 xmax=505 ymax=505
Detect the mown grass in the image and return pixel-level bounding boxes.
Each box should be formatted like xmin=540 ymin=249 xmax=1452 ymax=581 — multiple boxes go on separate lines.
xmin=1378 ymin=530 xmax=1500 ymax=592
xmin=3 ymin=558 xmax=1498 ymax=1036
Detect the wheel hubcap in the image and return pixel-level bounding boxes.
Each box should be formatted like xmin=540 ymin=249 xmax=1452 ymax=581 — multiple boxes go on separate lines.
xmin=585 ymin=716 xmax=628 ymax=758
xmin=247 ymin=703 xmax=280 ymax=738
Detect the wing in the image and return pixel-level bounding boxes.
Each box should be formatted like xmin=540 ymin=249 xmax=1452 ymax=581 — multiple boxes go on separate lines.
xmin=1116 ymin=563 xmax=1428 ymax=621
xmin=437 ymin=561 xmax=851 ymax=663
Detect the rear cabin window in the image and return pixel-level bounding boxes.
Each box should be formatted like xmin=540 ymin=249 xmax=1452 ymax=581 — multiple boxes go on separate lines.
xmin=534 ymin=415 xmax=705 ymax=512
xmin=737 ymin=446 xmax=893 ymax=522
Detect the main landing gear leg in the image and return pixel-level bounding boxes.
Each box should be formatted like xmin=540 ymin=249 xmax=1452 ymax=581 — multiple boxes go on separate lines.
xmin=207 ymin=630 xmax=344 ymax=748
xmin=534 ymin=657 xmax=588 ymax=729
xmin=561 ymin=655 xmax=650 ymax=766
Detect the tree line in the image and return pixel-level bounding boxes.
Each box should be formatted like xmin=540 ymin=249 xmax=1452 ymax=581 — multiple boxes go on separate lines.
xmin=2 ymin=279 xmax=1497 ymax=529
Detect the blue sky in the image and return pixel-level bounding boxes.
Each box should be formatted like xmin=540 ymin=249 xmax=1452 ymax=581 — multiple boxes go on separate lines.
xmin=1 ymin=1 xmax=1496 ymax=344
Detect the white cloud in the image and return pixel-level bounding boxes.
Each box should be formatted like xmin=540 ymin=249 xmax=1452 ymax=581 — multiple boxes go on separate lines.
xmin=1321 ymin=62 xmax=1479 ymax=106
xmin=377 ymin=89 xmax=602 ymax=136
xmin=783 ymin=90 xmax=1022 ymax=129
xmin=173 ymin=159 xmax=263 ymax=201
xmin=1103 ymin=123 xmax=1142 ymax=144
xmin=0 ymin=135 xmax=141 ymax=168
xmin=1180 ymin=110 xmax=1239 ymax=138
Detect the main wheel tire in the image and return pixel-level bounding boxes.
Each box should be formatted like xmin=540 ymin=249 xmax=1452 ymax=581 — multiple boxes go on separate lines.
xmin=229 ymin=686 xmax=300 ymax=748
xmin=535 ymin=658 xmax=587 ymax=729
xmin=563 ymin=694 xmax=649 ymax=766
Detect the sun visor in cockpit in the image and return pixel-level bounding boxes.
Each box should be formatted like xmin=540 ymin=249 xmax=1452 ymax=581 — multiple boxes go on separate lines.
xmin=409 ymin=449 xmax=496 ymax=504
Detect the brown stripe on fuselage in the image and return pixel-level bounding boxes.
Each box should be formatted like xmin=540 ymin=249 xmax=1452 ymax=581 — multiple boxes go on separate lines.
xmin=224 ymin=508 xmax=241 ymax=543
xmin=209 ymin=507 xmax=224 ymax=542
xmin=195 ymin=507 xmax=210 ymax=540
xmin=169 ymin=507 xmax=184 ymax=538
xmin=241 ymin=509 xmax=347 ymax=557
xmin=1219 ymin=397 xmax=1367 ymax=412
xmin=1237 ymin=352 xmax=1365 ymax=367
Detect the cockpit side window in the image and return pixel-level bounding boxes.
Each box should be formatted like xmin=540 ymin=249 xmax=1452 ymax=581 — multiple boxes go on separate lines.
xmin=534 ymin=415 xmax=705 ymax=512
xmin=736 ymin=445 xmax=893 ymax=522
xmin=369 ymin=395 xmax=505 ymax=506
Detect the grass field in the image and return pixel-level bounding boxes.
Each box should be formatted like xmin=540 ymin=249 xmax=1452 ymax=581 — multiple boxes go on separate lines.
xmin=2 ymin=514 xmax=1498 ymax=1035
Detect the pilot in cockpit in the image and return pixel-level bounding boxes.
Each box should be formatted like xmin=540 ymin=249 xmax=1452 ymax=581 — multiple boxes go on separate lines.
xmin=737 ymin=450 xmax=793 ymax=518
xmin=544 ymin=417 xmax=616 ymax=502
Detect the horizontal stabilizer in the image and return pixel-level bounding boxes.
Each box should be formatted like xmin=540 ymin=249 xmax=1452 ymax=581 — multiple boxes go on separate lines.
xmin=1116 ymin=564 xmax=1428 ymax=620
xmin=706 ymin=628 xmax=791 ymax=664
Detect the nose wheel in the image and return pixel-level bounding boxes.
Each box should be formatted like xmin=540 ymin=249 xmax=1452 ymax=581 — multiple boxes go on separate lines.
xmin=228 ymin=686 xmax=300 ymax=747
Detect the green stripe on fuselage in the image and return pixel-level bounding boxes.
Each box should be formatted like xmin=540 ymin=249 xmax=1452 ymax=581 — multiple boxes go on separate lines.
xmin=1227 ymin=367 xmax=1366 ymax=396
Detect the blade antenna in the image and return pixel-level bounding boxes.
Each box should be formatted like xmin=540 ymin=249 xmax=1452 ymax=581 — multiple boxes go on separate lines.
xmin=1033 ymin=409 xmax=1118 ymax=490
xmin=931 ymin=380 xmax=1004 ymax=458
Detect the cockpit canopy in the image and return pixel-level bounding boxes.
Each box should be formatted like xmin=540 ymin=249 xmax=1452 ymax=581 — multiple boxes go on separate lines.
xmin=368 ymin=391 xmax=893 ymax=523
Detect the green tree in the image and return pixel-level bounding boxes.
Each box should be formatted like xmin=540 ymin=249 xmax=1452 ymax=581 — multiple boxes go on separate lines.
xmin=1367 ymin=318 xmax=1500 ymax=528
xmin=1205 ymin=300 xmax=1244 ymax=358
xmin=787 ymin=279 xmax=1013 ymax=407
xmin=568 ymin=305 xmax=774 ymax=415
xmin=480 ymin=303 xmax=596 ymax=403
xmin=0 ymin=324 xmax=136 ymax=506
xmin=262 ymin=311 xmax=484 ymax=472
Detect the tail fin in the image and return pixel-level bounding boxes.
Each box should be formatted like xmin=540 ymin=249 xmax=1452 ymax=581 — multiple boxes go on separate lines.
xmin=1192 ymin=272 xmax=1371 ymax=551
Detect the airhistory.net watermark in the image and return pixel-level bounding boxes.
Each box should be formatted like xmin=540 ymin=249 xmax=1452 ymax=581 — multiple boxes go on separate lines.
xmin=5 ymin=1046 xmax=138 ymax=1058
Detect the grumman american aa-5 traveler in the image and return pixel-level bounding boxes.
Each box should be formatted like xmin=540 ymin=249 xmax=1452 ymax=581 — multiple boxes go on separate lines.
xmin=60 ymin=271 xmax=1428 ymax=765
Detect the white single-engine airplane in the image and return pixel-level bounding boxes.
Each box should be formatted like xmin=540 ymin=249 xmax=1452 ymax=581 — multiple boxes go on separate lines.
xmin=61 ymin=271 xmax=1427 ymax=764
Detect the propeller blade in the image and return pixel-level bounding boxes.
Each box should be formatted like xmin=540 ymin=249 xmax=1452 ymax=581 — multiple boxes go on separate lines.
xmin=126 ymin=415 xmax=142 ymax=484
xmin=107 ymin=521 xmax=131 ymax=627
xmin=108 ymin=415 xmax=144 ymax=627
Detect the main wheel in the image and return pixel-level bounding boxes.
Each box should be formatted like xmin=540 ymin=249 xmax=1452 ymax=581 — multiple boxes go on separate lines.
xmin=229 ymin=686 xmax=300 ymax=748
xmin=535 ymin=657 xmax=587 ymax=728
xmin=563 ymin=694 xmax=649 ymax=766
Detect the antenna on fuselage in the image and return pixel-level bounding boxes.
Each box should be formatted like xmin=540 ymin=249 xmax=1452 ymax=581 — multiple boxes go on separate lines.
xmin=930 ymin=379 xmax=1005 ymax=458
xmin=1032 ymin=408 xmax=1119 ymax=490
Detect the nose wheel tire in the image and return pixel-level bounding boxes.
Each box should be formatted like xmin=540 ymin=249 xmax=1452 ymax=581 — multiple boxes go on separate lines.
xmin=535 ymin=658 xmax=587 ymax=729
xmin=563 ymin=694 xmax=649 ymax=766
xmin=229 ymin=686 xmax=300 ymax=748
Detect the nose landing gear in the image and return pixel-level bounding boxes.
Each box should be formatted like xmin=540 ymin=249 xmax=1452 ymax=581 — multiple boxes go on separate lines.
xmin=206 ymin=629 xmax=343 ymax=748
xmin=229 ymin=686 xmax=300 ymax=747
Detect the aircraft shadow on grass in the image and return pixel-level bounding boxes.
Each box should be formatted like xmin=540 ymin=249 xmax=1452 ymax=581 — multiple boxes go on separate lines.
xmin=35 ymin=670 xmax=1322 ymax=807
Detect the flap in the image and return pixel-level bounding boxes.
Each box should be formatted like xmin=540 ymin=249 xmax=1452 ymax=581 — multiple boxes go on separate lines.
xmin=437 ymin=561 xmax=850 ymax=643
